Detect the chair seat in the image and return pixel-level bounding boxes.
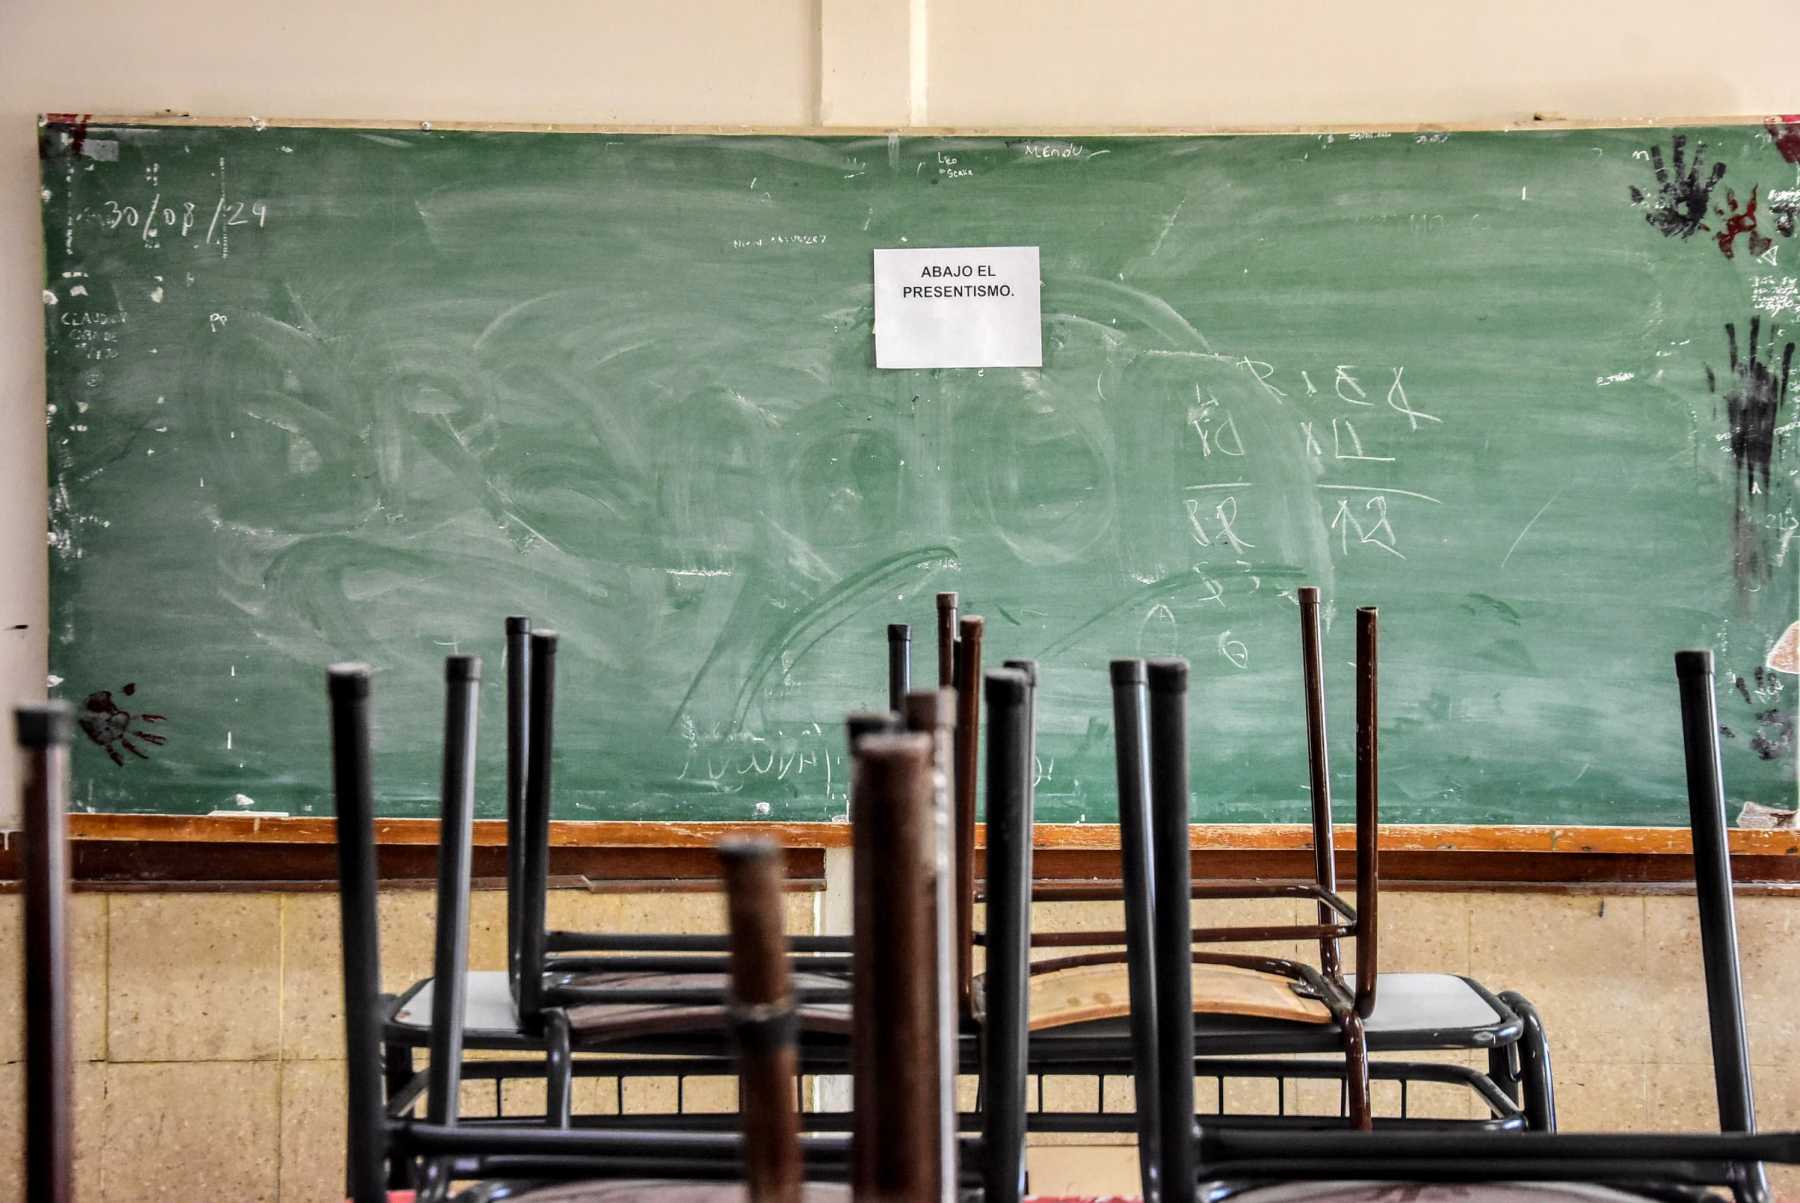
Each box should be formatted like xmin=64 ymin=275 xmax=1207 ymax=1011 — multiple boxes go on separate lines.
xmin=1025 ymin=972 xmax=1516 ymax=1054
xmin=1000 ymin=962 xmax=1331 ymax=1031
xmin=562 ymin=971 xmax=852 ymax=1040
xmin=391 ymin=971 xmax=522 ymax=1038
xmin=509 ymin=1182 xmax=852 ymax=1202
xmin=388 ymin=969 xmax=855 ymax=1042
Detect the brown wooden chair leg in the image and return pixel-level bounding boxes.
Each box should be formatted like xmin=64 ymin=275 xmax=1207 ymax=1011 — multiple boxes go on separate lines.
xmin=852 ymin=732 xmax=940 ymax=1203
xmin=720 ymin=837 xmax=803 ymax=1203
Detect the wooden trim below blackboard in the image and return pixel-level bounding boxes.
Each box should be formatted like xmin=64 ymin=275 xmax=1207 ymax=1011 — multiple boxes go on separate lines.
xmin=33 ymin=813 xmax=1800 ymax=856
xmin=0 ymin=815 xmax=1795 ymax=891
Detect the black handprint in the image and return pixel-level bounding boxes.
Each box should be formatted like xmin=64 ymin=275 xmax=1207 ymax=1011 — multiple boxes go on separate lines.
xmin=1706 ymin=317 xmax=1793 ymax=500
xmin=77 ymin=681 xmax=168 ymax=766
xmin=1629 ymin=134 xmax=1726 ymax=239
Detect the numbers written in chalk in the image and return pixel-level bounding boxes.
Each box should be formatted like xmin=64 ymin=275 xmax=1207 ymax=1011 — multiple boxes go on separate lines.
xmin=92 ymin=194 xmax=269 ymax=247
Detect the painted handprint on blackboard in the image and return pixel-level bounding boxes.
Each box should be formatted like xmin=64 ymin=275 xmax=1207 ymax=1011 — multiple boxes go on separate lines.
xmin=1714 ymin=187 xmax=1775 ymax=259
xmin=1708 ymin=318 xmax=1794 ymax=591
xmin=1629 ymin=134 xmax=1725 ymax=239
xmin=1708 ymin=317 xmax=1794 ymax=500
xmin=78 ymin=682 xmax=168 ymax=766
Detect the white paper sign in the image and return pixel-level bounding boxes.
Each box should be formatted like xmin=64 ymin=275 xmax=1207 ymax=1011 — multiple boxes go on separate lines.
xmin=872 ymin=246 xmax=1042 ymax=369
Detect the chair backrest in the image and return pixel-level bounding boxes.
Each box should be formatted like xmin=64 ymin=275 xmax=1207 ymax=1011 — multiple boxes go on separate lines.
xmin=506 ymin=616 xmax=531 ymax=1003
xmin=18 ymin=702 xmax=74 ymax=1203
xmin=327 ymin=663 xmax=391 ymax=1203
xmin=718 ymin=837 xmax=805 ymax=1203
xmin=980 ymin=669 xmax=1035 ymax=1203
xmin=851 ymin=731 xmax=944 ymax=1203
xmin=1674 ymin=649 xmax=1766 ymax=1200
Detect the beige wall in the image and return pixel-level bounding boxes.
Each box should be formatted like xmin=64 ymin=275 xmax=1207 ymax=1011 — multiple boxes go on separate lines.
xmin=4 ymin=887 xmax=1798 ymax=1201
xmin=3 ymin=0 xmax=1799 ymax=817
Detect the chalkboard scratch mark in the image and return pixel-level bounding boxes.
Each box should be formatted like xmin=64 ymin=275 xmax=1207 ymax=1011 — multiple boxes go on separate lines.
xmin=1149 ymin=197 xmax=1187 ymax=258
xmin=668 ymin=544 xmax=956 ymax=732
xmin=995 ymin=603 xmax=1021 ymax=626
xmin=1500 ymin=489 xmax=1563 ymax=569
xmin=1038 ymin=569 xmax=1237 ymax=660
xmin=1315 ymin=483 xmax=1442 ymax=504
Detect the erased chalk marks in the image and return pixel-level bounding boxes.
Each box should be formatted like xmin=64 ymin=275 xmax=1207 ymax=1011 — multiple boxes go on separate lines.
xmin=78 ymin=681 xmax=168 ymax=766
xmin=1629 ymin=134 xmax=1725 ymax=240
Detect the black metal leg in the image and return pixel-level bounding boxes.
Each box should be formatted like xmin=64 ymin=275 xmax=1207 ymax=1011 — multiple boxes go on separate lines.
xmin=504 ymin=615 xmax=531 ymax=1004
xmin=381 ymin=1039 xmax=417 ymax=1189
xmin=1675 ymin=650 xmax=1768 ymax=1203
xmin=1502 ymin=990 xmax=1557 ymax=1132
xmin=18 ymin=704 xmax=73 ymax=1203
xmin=1111 ymin=659 xmax=1162 ymax=1203
xmin=327 ymin=664 xmax=392 ymax=1203
xmin=545 ymin=1010 xmax=573 ymax=1129
xmin=518 ymin=631 xmax=560 ymax=1035
xmin=888 ymin=622 xmax=912 ymax=714
xmin=1147 ymin=659 xmax=1197 ymax=1203
xmin=982 ymin=669 xmax=1034 ymax=1203
xmin=425 ymin=656 xmax=480 ymax=1127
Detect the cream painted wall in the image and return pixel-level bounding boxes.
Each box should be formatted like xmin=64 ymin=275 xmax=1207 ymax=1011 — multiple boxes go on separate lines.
xmin=1 ymin=0 xmax=1794 ymax=820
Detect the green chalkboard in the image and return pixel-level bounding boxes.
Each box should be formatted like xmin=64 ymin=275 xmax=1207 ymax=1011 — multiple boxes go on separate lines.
xmin=38 ymin=119 xmax=1799 ymax=825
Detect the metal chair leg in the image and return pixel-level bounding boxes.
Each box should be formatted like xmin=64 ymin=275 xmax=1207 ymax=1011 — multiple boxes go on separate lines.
xmin=1502 ymin=990 xmax=1557 ymax=1132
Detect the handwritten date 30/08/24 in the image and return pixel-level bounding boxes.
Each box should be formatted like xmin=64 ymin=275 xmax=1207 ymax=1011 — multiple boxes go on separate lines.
xmin=89 ymin=193 xmax=268 ymax=247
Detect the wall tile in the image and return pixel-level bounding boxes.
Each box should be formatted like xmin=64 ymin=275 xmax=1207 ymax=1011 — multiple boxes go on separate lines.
xmin=0 ymin=1058 xmax=108 ymax=1199
xmin=1551 ymin=1061 xmax=1648 ymax=1132
xmin=1469 ymin=893 xmax=1647 ymax=1063
xmin=1645 ymin=892 xmax=1800 ymax=1066
xmin=1025 ymin=1143 xmax=1140 ymax=1198
xmin=0 ymin=892 xmax=108 ymax=1064
xmin=1355 ymin=890 xmax=1471 ymax=976
xmin=109 ymin=894 xmax=281 ymax=1061
xmin=104 ymin=1060 xmax=279 ymax=1202
xmin=281 ymin=887 xmax=508 ymax=1061
xmin=278 ymin=1059 xmax=346 ymax=1203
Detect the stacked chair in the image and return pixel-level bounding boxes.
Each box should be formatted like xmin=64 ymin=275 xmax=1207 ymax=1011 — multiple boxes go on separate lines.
xmin=322 ymin=653 xmax=989 ymax=1200
xmin=972 ymin=592 xmax=1550 ymax=1175
xmin=1131 ymin=648 xmax=1795 ymax=1203
xmin=14 ymin=625 xmax=1800 ymax=1202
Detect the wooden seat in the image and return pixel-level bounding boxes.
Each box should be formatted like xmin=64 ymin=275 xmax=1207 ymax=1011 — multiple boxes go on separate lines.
xmin=976 ymin=962 xmax=1331 ymax=1031
xmin=561 ymin=970 xmax=852 ymax=1038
